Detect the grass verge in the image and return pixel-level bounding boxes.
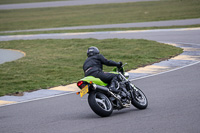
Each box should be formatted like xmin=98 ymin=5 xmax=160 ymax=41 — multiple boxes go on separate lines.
xmin=0 ymin=0 xmax=200 ymax=31
xmin=0 ymin=39 xmax=183 ymax=96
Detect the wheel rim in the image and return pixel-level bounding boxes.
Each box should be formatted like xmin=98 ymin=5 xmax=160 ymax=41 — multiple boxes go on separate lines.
xmin=135 ymin=90 xmax=147 ymax=105
xmin=95 ymin=93 xmax=112 ymax=111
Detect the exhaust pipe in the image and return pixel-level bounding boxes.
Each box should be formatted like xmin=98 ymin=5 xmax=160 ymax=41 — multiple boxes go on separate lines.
xmin=93 ymin=84 xmax=109 ymax=93
xmin=93 ymin=83 xmax=131 ymax=108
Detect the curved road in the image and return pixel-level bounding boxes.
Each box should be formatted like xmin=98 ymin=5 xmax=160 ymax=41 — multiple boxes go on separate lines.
xmin=0 ymin=27 xmax=200 ymax=133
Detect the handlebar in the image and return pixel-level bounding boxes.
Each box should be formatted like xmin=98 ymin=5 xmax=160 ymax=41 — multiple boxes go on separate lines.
xmin=117 ymin=63 xmax=127 ymax=74
xmin=121 ymin=63 xmax=127 ymax=68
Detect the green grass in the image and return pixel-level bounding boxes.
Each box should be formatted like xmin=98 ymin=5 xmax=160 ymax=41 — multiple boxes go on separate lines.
xmin=0 ymin=24 xmax=200 ymax=36
xmin=0 ymin=0 xmax=200 ymax=31
xmin=0 ymin=39 xmax=183 ymax=96
xmin=0 ymin=0 xmax=69 ymax=5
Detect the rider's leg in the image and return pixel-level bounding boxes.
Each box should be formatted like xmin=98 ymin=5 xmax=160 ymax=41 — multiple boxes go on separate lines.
xmin=89 ymin=71 xmax=122 ymax=94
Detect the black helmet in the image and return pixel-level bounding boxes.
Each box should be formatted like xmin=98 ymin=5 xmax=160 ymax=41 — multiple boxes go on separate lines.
xmin=87 ymin=46 xmax=100 ymax=57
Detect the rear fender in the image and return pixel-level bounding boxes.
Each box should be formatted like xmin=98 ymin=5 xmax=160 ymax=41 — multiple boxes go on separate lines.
xmin=80 ymin=76 xmax=108 ymax=86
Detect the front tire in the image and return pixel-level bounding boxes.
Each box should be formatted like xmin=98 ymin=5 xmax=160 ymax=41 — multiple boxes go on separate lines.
xmin=88 ymin=91 xmax=113 ymax=117
xmin=131 ymin=87 xmax=148 ymax=109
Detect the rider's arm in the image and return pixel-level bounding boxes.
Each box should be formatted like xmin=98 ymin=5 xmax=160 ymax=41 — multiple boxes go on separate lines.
xmin=99 ymin=54 xmax=120 ymax=67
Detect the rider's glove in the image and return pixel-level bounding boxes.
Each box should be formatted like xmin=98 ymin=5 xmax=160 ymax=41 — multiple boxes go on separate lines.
xmin=117 ymin=62 xmax=123 ymax=68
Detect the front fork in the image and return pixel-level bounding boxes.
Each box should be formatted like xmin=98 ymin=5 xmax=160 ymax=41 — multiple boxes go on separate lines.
xmin=118 ymin=72 xmax=138 ymax=92
xmin=130 ymin=83 xmax=139 ymax=92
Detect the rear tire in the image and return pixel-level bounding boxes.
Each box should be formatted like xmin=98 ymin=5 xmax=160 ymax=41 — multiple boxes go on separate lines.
xmin=88 ymin=91 xmax=113 ymax=117
xmin=131 ymin=87 xmax=148 ymax=109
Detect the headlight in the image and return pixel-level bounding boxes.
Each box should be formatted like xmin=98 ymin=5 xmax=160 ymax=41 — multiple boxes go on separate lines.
xmin=124 ymin=72 xmax=129 ymax=79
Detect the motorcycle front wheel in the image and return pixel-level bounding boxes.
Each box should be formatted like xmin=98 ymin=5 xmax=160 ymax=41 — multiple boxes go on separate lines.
xmin=131 ymin=87 xmax=148 ymax=109
xmin=88 ymin=91 xmax=113 ymax=117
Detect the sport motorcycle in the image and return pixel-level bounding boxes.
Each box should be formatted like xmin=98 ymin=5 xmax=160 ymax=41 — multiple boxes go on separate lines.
xmin=77 ymin=63 xmax=148 ymax=117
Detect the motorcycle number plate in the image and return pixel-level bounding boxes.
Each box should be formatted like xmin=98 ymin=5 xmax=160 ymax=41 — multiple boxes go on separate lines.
xmin=80 ymin=85 xmax=88 ymax=97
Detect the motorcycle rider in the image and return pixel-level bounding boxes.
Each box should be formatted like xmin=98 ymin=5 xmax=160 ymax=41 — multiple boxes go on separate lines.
xmin=83 ymin=46 xmax=122 ymax=94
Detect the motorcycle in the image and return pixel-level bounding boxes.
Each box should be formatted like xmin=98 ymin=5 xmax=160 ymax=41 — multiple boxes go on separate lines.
xmin=76 ymin=63 xmax=148 ymax=117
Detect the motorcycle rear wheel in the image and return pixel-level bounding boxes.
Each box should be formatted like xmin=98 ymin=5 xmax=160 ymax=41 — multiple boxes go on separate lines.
xmin=131 ymin=87 xmax=148 ymax=109
xmin=88 ymin=91 xmax=113 ymax=117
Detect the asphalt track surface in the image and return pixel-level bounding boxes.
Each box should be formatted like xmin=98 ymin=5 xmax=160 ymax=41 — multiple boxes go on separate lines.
xmin=2 ymin=61 xmax=200 ymax=133
xmin=0 ymin=27 xmax=200 ymax=133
